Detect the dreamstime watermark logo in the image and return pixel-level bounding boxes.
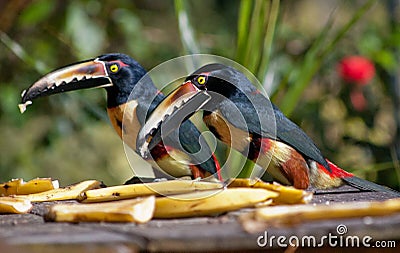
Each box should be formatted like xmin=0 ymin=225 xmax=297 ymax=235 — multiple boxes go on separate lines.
xmin=257 ymin=224 xmax=396 ymax=248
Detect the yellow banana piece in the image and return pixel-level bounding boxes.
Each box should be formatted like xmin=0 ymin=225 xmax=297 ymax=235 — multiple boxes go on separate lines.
xmin=23 ymin=180 xmax=101 ymax=202
xmin=227 ymin=178 xmax=312 ymax=204
xmin=46 ymin=196 xmax=155 ymax=223
xmin=252 ymin=198 xmax=400 ymax=226
xmin=0 ymin=196 xmax=32 ymax=214
xmin=80 ymin=180 xmax=223 ymax=203
xmin=154 ymin=187 xmax=278 ymax=218
xmin=0 ymin=178 xmax=59 ymax=196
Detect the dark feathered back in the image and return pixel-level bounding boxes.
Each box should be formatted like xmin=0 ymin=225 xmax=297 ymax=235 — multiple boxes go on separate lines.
xmin=191 ymin=63 xmax=330 ymax=171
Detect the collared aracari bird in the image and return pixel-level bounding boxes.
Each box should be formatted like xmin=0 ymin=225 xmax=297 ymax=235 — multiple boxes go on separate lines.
xmin=18 ymin=53 xmax=221 ymax=181
xmin=141 ymin=63 xmax=399 ymax=193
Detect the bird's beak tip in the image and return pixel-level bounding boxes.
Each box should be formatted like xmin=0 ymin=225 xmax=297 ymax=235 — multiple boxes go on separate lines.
xmin=19 ymin=60 xmax=112 ymax=113
xmin=18 ymin=100 xmax=32 ymax=114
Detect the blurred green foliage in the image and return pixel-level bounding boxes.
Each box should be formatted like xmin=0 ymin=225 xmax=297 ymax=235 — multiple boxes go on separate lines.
xmin=0 ymin=0 xmax=399 ymax=189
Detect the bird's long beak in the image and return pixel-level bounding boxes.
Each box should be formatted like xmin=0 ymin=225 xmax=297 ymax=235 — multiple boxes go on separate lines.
xmin=19 ymin=59 xmax=112 ymax=113
xmin=137 ymin=80 xmax=210 ymax=157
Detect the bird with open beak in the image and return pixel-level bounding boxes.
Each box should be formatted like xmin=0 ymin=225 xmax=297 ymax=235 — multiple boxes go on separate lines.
xmin=19 ymin=53 xmax=221 ymax=182
xmin=138 ymin=63 xmax=399 ymax=195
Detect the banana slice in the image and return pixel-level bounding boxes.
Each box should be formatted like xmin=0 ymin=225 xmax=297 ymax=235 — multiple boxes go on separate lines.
xmin=46 ymin=196 xmax=155 ymax=223
xmin=1 ymin=178 xmax=59 ymax=196
xmin=154 ymin=187 xmax=278 ymax=218
xmin=227 ymin=178 xmax=312 ymax=204
xmin=253 ymin=198 xmax=400 ymax=226
xmin=0 ymin=196 xmax=32 ymax=214
xmin=80 ymin=180 xmax=223 ymax=203
xmin=23 ymin=180 xmax=101 ymax=202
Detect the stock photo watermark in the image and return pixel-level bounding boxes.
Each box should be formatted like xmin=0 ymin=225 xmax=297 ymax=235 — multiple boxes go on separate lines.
xmin=257 ymin=224 xmax=396 ymax=248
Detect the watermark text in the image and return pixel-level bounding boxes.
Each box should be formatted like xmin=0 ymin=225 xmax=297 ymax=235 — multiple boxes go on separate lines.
xmin=257 ymin=224 xmax=396 ymax=248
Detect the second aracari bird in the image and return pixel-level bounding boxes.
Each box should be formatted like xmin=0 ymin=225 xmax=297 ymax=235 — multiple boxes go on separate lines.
xmin=140 ymin=63 xmax=399 ymax=193
xmin=18 ymin=53 xmax=221 ymax=181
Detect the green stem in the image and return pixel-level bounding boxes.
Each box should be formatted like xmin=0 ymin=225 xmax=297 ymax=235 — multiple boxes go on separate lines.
xmin=174 ymin=0 xmax=199 ymax=54
xmin=348 ymin=161 xmax=397 ymax=173
xmin=237 ymin=159 xmax=256 ymax=178
xmin=243 ymin=0 xmax=266 ymax=72
xmin=279 ymin=0 xmax=376 ymax=116
xmin=320 ymin=0 xmax=376 ymax=60
xmin=236 ymin=0 xmax=253 ymax=63
xmin=257 ymin=0 xmax=280 ymax=82
xmin=0 ymin=31 xmax=49 ymax=74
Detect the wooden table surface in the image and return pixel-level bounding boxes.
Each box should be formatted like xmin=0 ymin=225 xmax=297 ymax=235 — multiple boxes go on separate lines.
xmin=1 ymin=184 xmax=399 ymax=252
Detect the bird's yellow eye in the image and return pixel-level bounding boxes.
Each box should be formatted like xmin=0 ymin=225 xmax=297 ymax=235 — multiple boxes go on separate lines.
xmin=197 ymin=76 xmax=206 ymax=85
xmin=110 ymin=64 xmax=119 ymax=73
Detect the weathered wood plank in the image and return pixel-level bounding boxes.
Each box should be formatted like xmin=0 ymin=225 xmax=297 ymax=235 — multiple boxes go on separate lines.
xmin=0 ymin=183 xmax=399 ymax=252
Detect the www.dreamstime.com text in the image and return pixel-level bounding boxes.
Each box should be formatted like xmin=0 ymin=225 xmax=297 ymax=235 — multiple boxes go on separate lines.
xmin=257 ymin=224 xmax=396 ymax=248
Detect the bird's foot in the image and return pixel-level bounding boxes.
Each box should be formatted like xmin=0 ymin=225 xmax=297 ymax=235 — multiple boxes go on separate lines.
xmin=153 ymin=178 xmax=169 ymax=182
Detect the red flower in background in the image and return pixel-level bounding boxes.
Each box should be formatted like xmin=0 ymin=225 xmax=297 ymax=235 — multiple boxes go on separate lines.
xmin=337 ymin=56 xmax=375 ymax=112
xmin=337 ymin=56 xmax=375 ymax=86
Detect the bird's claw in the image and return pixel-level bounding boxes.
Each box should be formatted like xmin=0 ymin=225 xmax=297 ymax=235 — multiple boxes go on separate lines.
xmin=153 ymin=178 xmax=169 ymax=182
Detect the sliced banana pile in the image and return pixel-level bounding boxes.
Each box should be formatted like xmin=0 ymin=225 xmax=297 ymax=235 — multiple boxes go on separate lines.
xmin=0 ymin=177 xmax=312 ymax=223
xmin=2 ymin=177 xmax=399 ymax=227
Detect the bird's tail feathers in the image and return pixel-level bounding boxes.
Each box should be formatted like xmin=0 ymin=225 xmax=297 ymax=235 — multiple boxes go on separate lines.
xmin=321 ymin=160 xmax=400 ymax=196
xmin=342 ymin=176 xmax=400 ymax=196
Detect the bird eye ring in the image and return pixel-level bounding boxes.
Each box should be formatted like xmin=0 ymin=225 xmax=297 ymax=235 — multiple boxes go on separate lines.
xmin=197 ymin=76 xmax=206 ymax=85
xmin=110 ymin=64 xmax=119 ymax=73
